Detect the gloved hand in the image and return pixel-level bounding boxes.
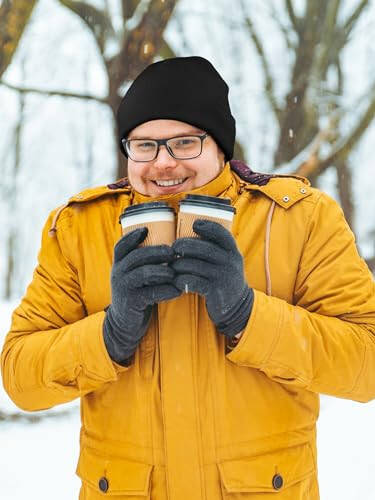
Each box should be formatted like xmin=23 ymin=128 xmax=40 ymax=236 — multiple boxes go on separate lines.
xmin=171 ymin=219 xmax=254 ymax=338
xmin=103 ymin=227 xmax=181 ymax=365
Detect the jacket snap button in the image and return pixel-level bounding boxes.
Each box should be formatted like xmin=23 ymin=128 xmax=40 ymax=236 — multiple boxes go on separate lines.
xmin=282 ymin=196 xmax=290 ymax=202
xmin=272 ymin=473 xmax=283 ymax=490
xmin=300 ymin=188 xmax=307 ymax=194
xmin=98 ymin=477 xmax=109 ymax=493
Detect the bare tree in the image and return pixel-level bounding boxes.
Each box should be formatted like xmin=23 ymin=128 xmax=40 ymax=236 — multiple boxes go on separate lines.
xmin=3 ymin=57 xmax=26 ymax=300
xmin=0 ymin=0 xmax=39 ymax=78
xmin=1 ymin=0 xmax=179 ymax=178
xmin=241 ymin=0 xmax=375 ymax=270
xmin=57 ymin=0 xmax=178 ymax=178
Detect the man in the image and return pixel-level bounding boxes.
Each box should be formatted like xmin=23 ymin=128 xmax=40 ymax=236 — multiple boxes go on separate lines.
xmin=2 ymin=56 xmax=375 ymax=500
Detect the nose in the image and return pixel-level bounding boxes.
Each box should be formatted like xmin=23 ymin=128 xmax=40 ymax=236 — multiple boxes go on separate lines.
xmin=153 ymin=144 xmax=178 ymax=168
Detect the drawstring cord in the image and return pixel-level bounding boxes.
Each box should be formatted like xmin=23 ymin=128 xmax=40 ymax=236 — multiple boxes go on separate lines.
xmin=265 ymin=201 xmax=276 ymax=296
xmin=48 ymin=203 xmax=70 ymax=236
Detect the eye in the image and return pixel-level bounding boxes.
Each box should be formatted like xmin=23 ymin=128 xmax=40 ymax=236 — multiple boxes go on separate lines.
xmin=171 ymin=137 xmax=198 ymax=149
xmin=176 ymin=139 xmax=194 ymax=146
xmin=134 ymin=141 xmax=156 ymax=150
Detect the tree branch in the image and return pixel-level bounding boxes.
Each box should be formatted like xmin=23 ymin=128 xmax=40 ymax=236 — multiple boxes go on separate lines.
xmin=285 ymin=0 xmax=299 ymax=34
xmin=366 ymin=256 xmax=375 ymax=272
xmin=292 ymin=85 xmax=375 ymax=179
xmin=158 ymin=37 xmax=177 ymax=59
xmin=273 ymin=2 xmax=329 ymax=165
xmin=0 ymin=79 xmax=108 ymax=104
xmin=312 ymin=0 xmax=341 ymax=79
xmin=335 ymin=161 xmax=354 ymax=230
xmin=121 ymin=0 xmax=141 ymax=22
xmin=108 ymin=0 xmax=178 ymax=88
xmin=58 ymin=0 xmax=115 ymax=54
xmin=344 ymin=0 xmax=370 ymax=34
xmin=320 ymin=89 xmax=375 ymax=170
xmin=264 ymin=0 xmax=295 ymax=51
xmin=293 ymin=121 xmax=337 ymax=177
xmin=0 ymin=0 xmax=38 ymax=78
xmin=240 ymin=0 xmax=281 ymax=123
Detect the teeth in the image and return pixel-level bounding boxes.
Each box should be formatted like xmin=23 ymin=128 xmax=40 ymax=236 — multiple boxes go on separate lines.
xmin=155 ymin=178 xmax=186 ymax=187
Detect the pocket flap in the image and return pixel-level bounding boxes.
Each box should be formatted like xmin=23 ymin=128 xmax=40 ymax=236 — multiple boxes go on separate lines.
xmin=76 ymin=447 xmax=153 ymax=496
xmin=218 ymin=442 xmax=314 ymax=493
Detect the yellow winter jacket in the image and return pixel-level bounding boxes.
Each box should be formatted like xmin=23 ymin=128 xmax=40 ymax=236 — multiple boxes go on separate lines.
xmin=2 ymin=162 xmax=375 ymax=500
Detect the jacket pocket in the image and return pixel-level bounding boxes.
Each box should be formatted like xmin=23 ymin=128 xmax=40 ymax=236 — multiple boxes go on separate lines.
xmin=76 ymin=447 xmax=153 ymax=498
xmin=218 ymin=442 xmax=316 ymax=498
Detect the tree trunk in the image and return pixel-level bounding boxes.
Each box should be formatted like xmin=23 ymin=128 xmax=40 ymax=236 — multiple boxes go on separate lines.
xmin=0 ymin=0 xmax=38 ymax=78
xmin=335 ymin=162 xmax=354 ymax=230
xmin=4 ymin=85 xmax=25 ymax=299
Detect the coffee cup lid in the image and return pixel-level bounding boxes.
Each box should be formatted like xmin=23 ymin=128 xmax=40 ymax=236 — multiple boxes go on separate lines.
xmin=184 ymin=194 xmax=231 ymax=205
xmin=180 ymin=194 xmax=235 ymax=213
xmin=120 ymin=201 xmax=174 ymax=222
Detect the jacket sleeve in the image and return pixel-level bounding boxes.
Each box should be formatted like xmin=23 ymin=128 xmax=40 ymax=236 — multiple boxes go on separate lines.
xmin=227 ymin=191 xmax=375 ymax=403
xmin=1 ymin=209 xmax=128 ymax=412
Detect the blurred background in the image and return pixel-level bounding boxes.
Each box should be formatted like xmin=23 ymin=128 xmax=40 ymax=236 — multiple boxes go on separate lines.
xmin=0 ymin=0 xmax=374 ymax=498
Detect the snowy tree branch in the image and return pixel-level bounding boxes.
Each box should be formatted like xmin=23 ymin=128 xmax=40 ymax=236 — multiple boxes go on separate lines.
xmin=285 ymin=0 xmax=299 ymax=34
xmin=108 ymin=0 xmax=177 ymax=89
xmin=335 ymin=161 xmax=354 ymax=229
xmin=311 ymin=0 xmax=341 ymax=85
xmin=320 ymin=90 xmax=375 ymax=170
xmin=266 ymin=1 xmax=295 ymax=51
xmin=58 ymin=0 xmax=115 ymax=54
xmin=240 ymin=0 xmax=281 ymax=123
xmin=0 ymin=79 xmax=108 ymax=104
xmin=290 ymin=85 xmax=375 ymax=181
xmin=121 ymin=0 xmax=141 ymax=22
xmin=343 ymin=0 xmax=370 ymax=34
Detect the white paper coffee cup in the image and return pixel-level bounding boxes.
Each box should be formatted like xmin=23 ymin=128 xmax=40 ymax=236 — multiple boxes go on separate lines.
xmin=120 ymin=202 xmax=175 ymax=246
xmin=177 ymin=195 xmax=236 ymax=238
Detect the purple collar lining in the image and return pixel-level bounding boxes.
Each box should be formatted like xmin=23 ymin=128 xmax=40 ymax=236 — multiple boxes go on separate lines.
xmin=229 ymin=160 xmax=274 ymax=186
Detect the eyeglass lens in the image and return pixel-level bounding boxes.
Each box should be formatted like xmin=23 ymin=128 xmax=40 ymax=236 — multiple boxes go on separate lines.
xmin=126 ymin=136 xmax=203 ymax=161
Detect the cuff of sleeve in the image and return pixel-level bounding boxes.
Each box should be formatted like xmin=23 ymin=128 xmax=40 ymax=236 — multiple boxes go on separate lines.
xmin=112 ymin=353 xmax=135 ymax=370
xmin=79 ymin=311 xmax=132 ymax=379
xmin=226 ymin=290 xmax=285 ymax=367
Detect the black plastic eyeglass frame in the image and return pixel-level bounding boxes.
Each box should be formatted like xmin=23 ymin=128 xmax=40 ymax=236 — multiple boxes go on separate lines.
xmin=122 ymin=133 xmax=208 ymax=162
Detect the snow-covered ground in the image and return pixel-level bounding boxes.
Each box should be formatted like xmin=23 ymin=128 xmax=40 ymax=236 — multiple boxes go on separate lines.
xmin=0 ymin=409 xmax=81 ymax=499
xmin=0 ymin=301 xmax=81 ymax=499
xmin=2 ymin=300 xmax=375 ymax=499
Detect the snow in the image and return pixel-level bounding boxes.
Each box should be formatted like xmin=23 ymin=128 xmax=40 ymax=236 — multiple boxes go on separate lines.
xmin=0 ymin=300 xmax=81 ymax=499
xmin=0 ymin=410 xmax=81 ymax=499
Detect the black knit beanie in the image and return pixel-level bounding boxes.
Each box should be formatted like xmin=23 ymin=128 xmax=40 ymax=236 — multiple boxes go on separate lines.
xmin=116 ymin=56 xmax=236 ymax=161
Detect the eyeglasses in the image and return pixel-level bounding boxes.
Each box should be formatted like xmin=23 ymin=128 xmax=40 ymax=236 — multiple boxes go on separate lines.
xmin=122 ymin=133 xmax=208 ymax=162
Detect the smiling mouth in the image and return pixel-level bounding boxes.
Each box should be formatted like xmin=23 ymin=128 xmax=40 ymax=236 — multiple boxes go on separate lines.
xmin=151 ymin=177 xmax=188 ymax=187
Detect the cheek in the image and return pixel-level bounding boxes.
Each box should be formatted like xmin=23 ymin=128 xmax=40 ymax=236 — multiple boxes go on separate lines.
xmin=201 ymin=156 xmax=222 ymax=181
xmin=128 ymin=165 xmax=146 ymax=186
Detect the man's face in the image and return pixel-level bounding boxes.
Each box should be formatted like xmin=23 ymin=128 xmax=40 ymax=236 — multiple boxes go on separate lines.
xmin=126 ymin=119 xmax=225 ymax=197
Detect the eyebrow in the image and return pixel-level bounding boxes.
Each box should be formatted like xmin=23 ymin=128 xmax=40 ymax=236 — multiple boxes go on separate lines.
xmin=128 ymin=129 xmax=205 ymax=140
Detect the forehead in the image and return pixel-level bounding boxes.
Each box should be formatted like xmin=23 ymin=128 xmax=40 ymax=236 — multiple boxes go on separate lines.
xmin=128 ymin=119 xmax=204 ymax=139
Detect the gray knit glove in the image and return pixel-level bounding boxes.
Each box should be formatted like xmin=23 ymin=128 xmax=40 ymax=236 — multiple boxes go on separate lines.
xmin=171 ymin=219 xmax=254 ymax=338
xmin=104 ymin=227 xmax=181 ymax=365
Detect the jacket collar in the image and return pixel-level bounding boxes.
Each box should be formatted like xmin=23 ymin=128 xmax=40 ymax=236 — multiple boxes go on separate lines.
xmin=230 ymin=160 xmax=311 ymax=210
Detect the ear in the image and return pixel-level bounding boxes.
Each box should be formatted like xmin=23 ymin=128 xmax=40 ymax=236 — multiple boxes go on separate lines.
xmin=217 ymin=148 xmax=225 ymax=169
